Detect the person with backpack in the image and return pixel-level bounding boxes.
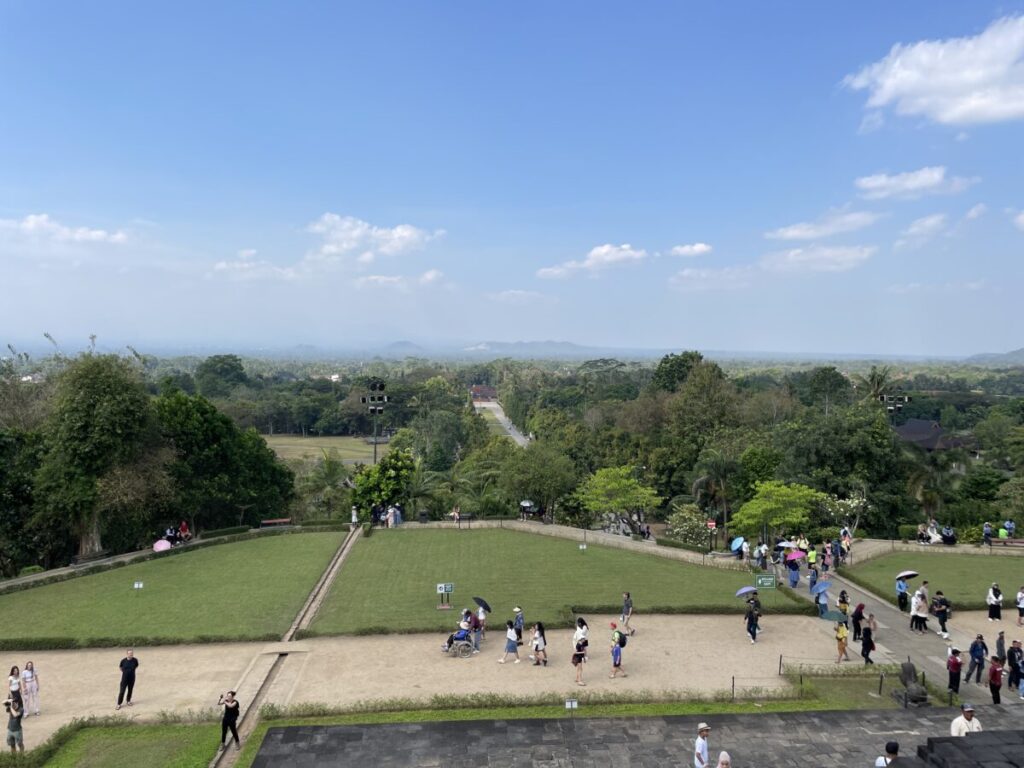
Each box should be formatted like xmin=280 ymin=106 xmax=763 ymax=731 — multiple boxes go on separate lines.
xmin=609 ymin=622 xmax=627 ymax=678
xmin=744 ymin=601 xmax=759 ymax=644
xmin=932 ymin=591 xmax=951 ymax=640
xmin=966 ymin=634 xmax=988 ymax=684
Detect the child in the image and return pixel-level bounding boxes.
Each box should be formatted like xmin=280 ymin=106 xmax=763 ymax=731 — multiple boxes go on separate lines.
xmin=572 ymin=640 xmax=587 ymax=686
xmin=498 ymin=620 xmax=520 ymax=664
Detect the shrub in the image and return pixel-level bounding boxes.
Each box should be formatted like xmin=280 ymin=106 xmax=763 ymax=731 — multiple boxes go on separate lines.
xmin=656 ymin=537 xmax=705 ymax=553
xmin=897 ymin=524 xmax=918 ymax=541
xmin=362 ymin=522 xmax=373 ymax=538
xmin=300 ymin=518 xmax=340 ymax=527
xmin=665 ymin=503 xmax=710 ymax=547
xmin=18 ymin=565 xmax=44 ymax=577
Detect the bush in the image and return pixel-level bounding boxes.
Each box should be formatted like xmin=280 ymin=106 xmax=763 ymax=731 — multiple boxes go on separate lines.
xmin=362 ymin=522 xmax=373 ymax=538
xmin=665 ymin=503 xmax=710 ymax=547
xmin=300 ymin=518 xmax=340 ymax=527
xmin=18 ymin=565 xmax=44 ymax=577
xmin=656 ymin=537 xmax=706 ymax=554
xmin=897 ymin=524 xmax=918 ymax=541
xmin=201 ymin=525 xmax=251 ymax=539
xmin=958 ymin=524 xmax=983 ymax=544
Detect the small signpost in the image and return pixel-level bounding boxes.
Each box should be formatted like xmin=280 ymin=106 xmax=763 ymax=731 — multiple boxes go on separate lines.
xmin=133 ymin=581 xmax=144 ymax=596
xmin=706 ymin=520 xmax=717 ymax=552
xmin=436 ymin=582 xmax=454 ymax=610
xmin=565 ymin=698 xmax=578 ymax=719
xmin=755 ymin=574 xmax=777 ymax=591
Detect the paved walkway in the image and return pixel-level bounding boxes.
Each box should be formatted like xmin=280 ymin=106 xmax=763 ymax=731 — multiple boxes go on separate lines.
xmin=252 ymin=706 xmax=1024 ymax=767
xmin=475 ymin=401 xmax=530 ymax=447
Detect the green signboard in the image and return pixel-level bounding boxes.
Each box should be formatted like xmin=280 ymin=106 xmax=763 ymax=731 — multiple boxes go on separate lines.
xmin=755 ymin=574 xmax=777 ymax=590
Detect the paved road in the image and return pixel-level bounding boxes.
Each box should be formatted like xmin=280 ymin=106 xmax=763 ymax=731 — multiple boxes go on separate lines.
xmin=475 ymin=401 xmax=530 ymax=447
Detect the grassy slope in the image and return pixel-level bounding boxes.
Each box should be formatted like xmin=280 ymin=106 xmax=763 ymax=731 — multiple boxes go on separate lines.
xmin=0 ymin=533 xmax=343 ymax=644
xmin=310 ymin=528 xmax=803 ymax=635
xmin=849 ymin=550 xmax=1024 ymax=609
xmin=42 ymin=724 xmax=219 ymax=768
xmin=263 ymin=434 xmax=388 ymax=462
xmin=477 ymin=408 xmax=511 ymax=438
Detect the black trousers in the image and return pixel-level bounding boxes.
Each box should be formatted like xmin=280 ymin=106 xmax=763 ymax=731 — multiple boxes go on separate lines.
xmin=937 ymin=614 xmax=948 ymax=633
xmin=990 ymin=682 xmax=1001 ymax=704
xmin=117 ymin=675 xmax=135 ymax=705
xmin=965 ymin=659 xmax=984 ymax=683
xmin=948 ymin=670 xmax=960 ymax=693
xmin=222 ymin=719 xmax=239 ymax=745
xmin=898 ymin=593 xmax=908 ymax=612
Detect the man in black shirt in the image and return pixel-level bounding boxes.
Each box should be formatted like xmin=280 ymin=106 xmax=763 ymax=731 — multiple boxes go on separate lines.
xmin=116 ymin=649 xmax=139 ymax=710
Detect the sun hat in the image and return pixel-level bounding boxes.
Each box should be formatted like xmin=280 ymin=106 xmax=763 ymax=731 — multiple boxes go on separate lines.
xmin=697 ymin=722 xmax=711 ymax=732
xmin=961 ymin=703 xmax=975 ymax=711
xmin=513 ymin=606 xmax=522 ymax=613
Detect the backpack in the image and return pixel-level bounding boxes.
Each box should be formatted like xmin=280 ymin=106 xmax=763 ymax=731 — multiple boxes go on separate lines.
xmin=616 ymin=631 xmax=627 ymax=648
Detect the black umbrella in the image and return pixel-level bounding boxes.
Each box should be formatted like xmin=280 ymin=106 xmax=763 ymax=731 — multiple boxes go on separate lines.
xmin=473 ymin=596 xmax=492 ymax=613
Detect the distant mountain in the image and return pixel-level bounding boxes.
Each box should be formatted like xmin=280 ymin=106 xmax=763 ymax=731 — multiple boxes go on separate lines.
xmin=964 ymin=347 xmax=1024 ymax=365
xmin=383 ymin=340 xmax=425 ymax=356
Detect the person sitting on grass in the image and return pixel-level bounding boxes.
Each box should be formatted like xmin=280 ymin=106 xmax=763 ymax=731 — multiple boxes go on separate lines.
xmin=178 ymin=520 xmax=192 ymax=542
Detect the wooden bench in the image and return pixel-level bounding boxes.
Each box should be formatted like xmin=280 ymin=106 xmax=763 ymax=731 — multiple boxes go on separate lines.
xmin=260 ymin=518 xmax=293 ymax=528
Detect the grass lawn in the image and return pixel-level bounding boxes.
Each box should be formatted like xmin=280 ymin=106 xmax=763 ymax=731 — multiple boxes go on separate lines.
xmin=477 ymin=408 xmax=510 ymax=438
xmin=309 ymin=529 xmax=805 ymax=635
xmin=263 ymin=434 xmax=388 ymax=462
xmin=0 ymin=533 xmax=343 ymax=646
xmin=848 ymin=551 xmax=1024 ymax=610
xmin=38 ymin=723 xmax=219 ymax=768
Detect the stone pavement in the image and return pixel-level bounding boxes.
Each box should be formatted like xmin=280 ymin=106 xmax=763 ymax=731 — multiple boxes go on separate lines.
xmin=252 ymin=706 xmax=1024 ymax=767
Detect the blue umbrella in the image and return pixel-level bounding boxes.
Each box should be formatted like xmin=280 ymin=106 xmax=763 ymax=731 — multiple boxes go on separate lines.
xmin=735 ymin=586 xmax=757 ymax=597
xmin=810 ymin=581 xmax=832 ymax=595
xmin=730 ymin=536 xmax=745 ymax=551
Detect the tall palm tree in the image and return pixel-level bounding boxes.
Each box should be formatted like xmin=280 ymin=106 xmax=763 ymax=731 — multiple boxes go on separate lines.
xmin=691 ymin=449 xmax=739 ymax=542
xmin=853 ymin=365 xmax=894 ymax=403
xmin=904 ymin=445 xmax=963 ymax=520
xmin=297 ymin=449 xmax=350 ymax=518
xmin=406 ymin=458 xmax=442 ymax=518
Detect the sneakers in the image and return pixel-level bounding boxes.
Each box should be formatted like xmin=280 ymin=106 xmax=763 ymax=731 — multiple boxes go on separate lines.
xmin=528 ymin=655 xmax=535 ymax=660
xmin=472 ymin=650 xmax=479 ymax=654
xmin=513 ymin=659 xmax=521 ymax=664
xmin=497 ymin=659 xmax=505 ymax=664
xmin=533 ymin=661 xmax=541 ymax=666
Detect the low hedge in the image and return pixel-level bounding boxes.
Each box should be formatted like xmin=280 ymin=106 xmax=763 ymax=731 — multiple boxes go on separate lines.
xmin=300 ymin=518 xmax=344 ymax=527
xmin=200 ymin=525 xmax=251 ymax=539
xmin=656 ymin=537 xmax=706 ymax=554
xmin=839 ymin=567 xmax=989 ymax=612
xmin=0 ymin=631 xmax=281 ymax=653
xmin=18 ymin=565 xmax=44 ymax=577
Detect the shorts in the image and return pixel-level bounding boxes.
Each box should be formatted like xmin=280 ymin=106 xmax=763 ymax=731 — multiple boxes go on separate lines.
xmin=505 ymin=639 xmax=517 ymax=653
xmin=6 ymin=729 xmax=22 ymax=749
xmin=1018 ymin=607 xmax=1024 ymax=617
xmin=611 ymin=646 xmax=622 ymax=667
xmin=572 ymin=654 xmax=584 ymax=667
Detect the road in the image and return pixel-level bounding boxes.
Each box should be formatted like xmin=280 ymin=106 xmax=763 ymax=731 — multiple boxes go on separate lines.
xmin=474 ymin=400 xmax=530 ymax=447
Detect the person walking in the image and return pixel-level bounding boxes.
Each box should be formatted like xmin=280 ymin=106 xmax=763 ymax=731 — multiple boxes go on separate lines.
xmin=1007 ymin=639 xmax=1022 ymax=693
xmin=19 ymin=663 xmax=38 ymax=717
xmin=950 ymin=703 xmax=982 ymax=736
xmin=808 ymin=565 xmax=818 ymax=593
xmin=609 ymin=622 xmax=627 ymax=678
xmin=861 ymin=615 xmax=876 ymax=665
xmin=1016 ymin=585 xmax=1024 ymax=628
xmin=836 ymin=590 xmax=850 ymax=627
xmin=786 ymin=556 xmax=800 ymax=588
xmin=966 ymin=635 xmax=988 ymax=685
xmin=621 ymin=592 xmax=637 ymax=636
xmin=896 ymin=577 xmax=909 ymax=613
xmin=995 ymin=630 xmax=1006 ymax=663
xmin=851 ymin=603 xmax=865 ymax=642
xmin=745 ymin=601 xmax=759 ymax=644
xmin=116 ymin=649 xmax=138 ymax=709
xmin=987 ymin=583 xmax=1003 ymax=621
xmin=512 ymin=606 xmax=525 ymax=645
xmin=571 ymin=634 xmax=587 ymax=687
xmin=531 ymin=623 xmax=548 ymax=667
xmin=835 ymin=621 xmax=850 ymax=663
xmin=4 ymin=697 xmax=23 ymax=755
xmin=988 ymin=656 xmax=1004 ymax=704
xmin=932 ymin=591 xmax=951 ymax=639
xmin=947 ymin=647 xmax=963 ymax=694
xmin=816 ymin=589 xmax=828 ymax=618
xmin=217 ymin=691 xmax=241 ymax=751
xmin=6 ymin=668 xmax=21 ymax=709
xmin=983 ymin=522 xmax=993 ymax=548
xmin=875 ymin=741 xmax=899 ymax=766
xmin=498 ymin=620 xmax=521 ymax=664
xmin=715 ymin=751 xmax=732 ymax=768
xmin=694 ymin=723 xmax=711 ymax=768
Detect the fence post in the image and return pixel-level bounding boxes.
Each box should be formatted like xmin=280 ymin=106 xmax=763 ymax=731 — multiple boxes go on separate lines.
xmin=903 ymin=691 xmax=908 ymax=709
xmin=778 ymin=655 xmax=783 ymax=676
xmin=799 ymin=673 xmax=803 ymax=698
xmin=878 ymin=672 xmax=884 ymax=696
xmin=731 ymin=677 xmax=735 ymax=702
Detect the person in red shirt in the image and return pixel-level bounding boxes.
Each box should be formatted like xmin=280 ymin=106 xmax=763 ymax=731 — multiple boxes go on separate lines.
xmin=947 ymin=648 xmax=963 ymax=694
xmin=988 ymin=655 xmax=1004 ymax=704
xmin=178 ymin=520 xmax=192 ymax=542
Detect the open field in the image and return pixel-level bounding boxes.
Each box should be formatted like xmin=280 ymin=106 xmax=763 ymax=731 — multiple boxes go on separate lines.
xmin=262 ymin=434 xmax=390 ymax=462
xmin=478 ymin=407 xmax=510 ymax=437
xmin=0 ymin=533 xmax=343 ymax=646
xmin=40 ymin=723 xmax=220 ymax=768
xmin=309 ymin=529 xmax=807 ymax=635
xmin=847 ymin=550 xmax=1024 ymax=610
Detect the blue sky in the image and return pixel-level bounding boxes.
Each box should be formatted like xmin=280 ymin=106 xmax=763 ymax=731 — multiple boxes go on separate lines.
xmin=2 ymin=2 xmax=1023 ymax=356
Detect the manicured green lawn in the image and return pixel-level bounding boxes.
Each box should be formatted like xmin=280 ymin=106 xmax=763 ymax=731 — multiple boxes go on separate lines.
xmin=848 ymin=551 xmax=1024 ymax=610
xmin=477 ymin=408 xmax=511 ymax=438
xmin=41 ymin=723 xmax=219 ymax=768
xmin=263 ymin=434 xmax=387 ymax=462
xmin=0 ymin=533 xmax=343 ymax=646
xmin=309 ymin=529 xmax=805 ymax=635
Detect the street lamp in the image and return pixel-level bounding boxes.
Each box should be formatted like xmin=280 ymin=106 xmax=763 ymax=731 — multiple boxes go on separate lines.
xmin=361 ymin=380 xmax=387 ymax=464
xmin=879 ymin=393 xmax=911 ymax=425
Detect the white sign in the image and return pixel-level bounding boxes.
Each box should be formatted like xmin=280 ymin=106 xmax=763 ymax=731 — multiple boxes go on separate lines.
xmin=564 ymin=699 xmax=578 ymax=710
xmin=436 ymin=583 xmax=454 ymax=594
xmin=578 ymin=543 xmax=587 ymax=551
xmin=133 ymin=581 xmax=144 ymax=590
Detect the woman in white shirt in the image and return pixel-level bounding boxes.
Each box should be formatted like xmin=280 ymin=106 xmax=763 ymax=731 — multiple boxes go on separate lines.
xmin=531 ymin=623 xmax=548 ymax=666
xmin=20 ymin=662 xmax=39 ymax=716
xmin=1015 ymin=586 xmax=1024 ymax=628
xmin=7 ymin=665 xmax=23 ymax=707
xmin=987 ymin=583 xmax=1003 ymax=621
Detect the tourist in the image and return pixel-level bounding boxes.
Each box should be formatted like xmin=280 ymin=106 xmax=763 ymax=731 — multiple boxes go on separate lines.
xmin=747 ymin=591 xmax=763 ymax=634
xmin=1016 ymin=585 xmax=1024 ymax=628
xmin=861 ymin=616 xmax=876 ymax=665
xmin=4 ymin=697 xmax=23 ymax=754
xmin=513 ymin=606 xmax=525 ymax=645
xmin=609 ymin=622 xmax=627 ymax=678
xmin=816 ymin=589 xmax=828 ymax=618
xmin=874 ymin=741 xmax=899 ymax=766
xmin=116 ymin=649 xmax=139 ymax=709
xmin=786 ymin=556 xmax=800 ymax=588
xmin=896 ymin=577 xmax=909 ymax=613
xmin=1007 ymin=639 xmax=1022 ymax=692
xmin=19 ymin=662 xmax=38 ymax=717
xmin=835 ymin=621 xmax=850 ymax=663
xmin=571 ymin=639 xmax=587 ymax=686
xmin=497 ymin=620 xmax=520 ymax=664
xmin=851 ymin=603 xmax=865 ymax=642
xmin=995 ymin=630 xmax=1006 ymax=663
xmin=808 ymin=565 xmax=818 ymax=593
xmin=987 ymin=583 xmax=1003 ymax=621
xmin=966 ymin=635 xmax=988 ymax=684
xmin=178 ymin=519 xmax=192 ymax=542
xmin=694 ymin=723 xmax=711 ymax=768
xmin=836 ymin=590 xmax=850 ymax=627
xmin=950 ymin=703 xmax=982 ymax=736
xmin=919 ymin=580 xmax=930 ymax=607
xmin=914 ymin=590 xmax=930 ymax=634
xmin=477 ymin=602 xmax=488 ymax=640
xmin=941 ymin=524 xmax=957 ymax=545
xmin=1006 ymin=518 xmax=1017 ymax=538
xmin=5 ymin=668 xmax=20 ymax=709
xmin=715 ymin=751 xmax=732 ymax=768
xmin=745 ymin=600 xmax=759 ymax=644
xmin=983 ymin=522 xmax=993 ymax=548
xmin=469 ymin=609 xmax=482 ymax=654
xmin=740 ymin=539 xmax=750 ymax=562
xmin=821 ymin=545 xmax=832 ymax=573
xmin=217 ymin=691 xmax=241 ymax=751
xmin=621 ymin=591 xmax=637 ymax=636
xmin=531 ymin=623 xmax=547 ymax=667
xmin=988 ymin=656 xmax=1004 ymax=704
xmin=932 ymin=591 xmax=951 ymax=639
xmin=947 ymin=647 xmax=963 ymax=694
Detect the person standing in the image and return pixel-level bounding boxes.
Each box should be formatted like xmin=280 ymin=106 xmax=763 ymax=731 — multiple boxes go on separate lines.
xmin=5 ymin=697 xmax=23 ymax=755
xmin=6 ymin=668 xmax=21 ymax=708
xmin=745 ymin=601 xmax=759 ymax=644
xmin=808 ymin=565 xmax=818 ymax=593
xmin=497 ymin=620 xmax=521 ymax=664
xmin=987 ymin=583 xmax=1003 ymax=621
xmin=835 ymin=621 xmax=850 ymax=663
xmin=694 ymin=723 xmax=711 ymax=768
xmin=836 ymin=590 xmax=850 ymax=628
xmin=19 ymin=663 xmax=38 ymax=717
xmin=786 ymin=556 xmax=800 ymax=588
xmin=988 ymin=656 xmax=1004 ymax=704
xmin=850 ymin=603 xmax=865 ymax=642
xmin=816 ymin=589 xmax=828 ymax=618
xmin=995 ymin=630 xmax=1006 ymax=663
xmin=116 ymin=649 xmax=139 ymax=709
xmin=947 ymin=647 xmax=963 ymax=694
xmin=217 ymin=691 xmax=241 ymax=751
xmin=932 ymin=591 xmax=951 ymax=640
xmin=966 ymin=635 xmax=988 ymax=684
xmin=512 ymin=606 xmax=525 ymax=646
xmin=950 ymin=703 xmax=982 ymax=736
xmin=983 ymin=522 xmax=993 ymax=548
xmin=896 ymin=577 xmax=909 ymax=613
xmin=469 ymin=609 xmax=482 ymax=654
xmin=609 ymin=622 xmax=627 ymax=678
xmin=1016 ymin=585 xmax=1024 ymax=628
xmin=531 ymin=623 xmax=548 ymax=667
xmin=861 ymin=616 xmax=876 ymax=665
xmin=571 ymin=638 xmax=587 ymax=686
xmin=875 ymin=741 xmax=899 ymax=766
xmin=477 ymin=603 xmax=488 ymax=640
xmin=1007 ymin=639 xmax=1022 ymax=693
xmin=621 ymin=592 xmax=637 ymax=636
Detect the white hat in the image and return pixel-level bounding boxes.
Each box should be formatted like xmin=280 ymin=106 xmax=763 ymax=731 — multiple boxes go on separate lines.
xmin=513 ymin=606 xmax=522 ymax=613
xmin=697 ymin=722 xmax=711 ymax=732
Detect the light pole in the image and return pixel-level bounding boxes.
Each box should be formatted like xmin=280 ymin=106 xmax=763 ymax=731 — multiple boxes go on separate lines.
xmin=361 ymin=380 xmax=387 ymax=464
xmin=879 ymin=393 xmax=911 ymax=426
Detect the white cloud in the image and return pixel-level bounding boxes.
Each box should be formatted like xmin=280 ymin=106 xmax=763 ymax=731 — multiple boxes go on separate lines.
xmin=356 ymin=274 xmax=405 ymax=288
xmin=488 ymin=289 xmax=554 ymax=305
xmin=0 ymin=213 xmax=128 ymax=244
xmin=418 ymin=268 xmax=444 ymax=285
xmin=965 ymin=204 xmax=987 ymax=220
xmin=670 ymin=242 xmax=713 ymax=257
xmin=305 ymin=213 xmax=444 ymax=265
xmin=669 ymin=266 xmax=755 ymax=292
xmin=895 ymin=213 xmax=947 ymax=249
xmin=212 ymin=249 xmax=296 ymax=281
xmin=536 ymin=243 xmax=647 ymax=279
xmin=765 ymin=209 xmax=881 ymax=240
xmin=760 ymin=245 xmax=876 ymax=273
xmin=352 ymin=269 xmax=445 ymax=291
xmin=844 ymin=15 xmax=1024 ymax=125
xmin=854 ymin=166 xmax=976 ymax=200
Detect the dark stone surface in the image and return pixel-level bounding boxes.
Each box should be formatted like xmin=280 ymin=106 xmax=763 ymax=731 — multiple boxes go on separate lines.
xmin=252 ymin=707 xmax=1024 ymax=767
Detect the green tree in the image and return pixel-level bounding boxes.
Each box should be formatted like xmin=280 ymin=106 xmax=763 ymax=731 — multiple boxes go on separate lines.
xmin=691 ymin=449 xmax=739 ymax=540
xmin=732 ymin=481 xmax=825 ymax=540
xmin=651 ymin=351 xmax=703 ymax=392
xmin=500 ymin=441 xmax=577 ymax=518
xmin=665 ymin=502 xmax=711 ymax=547
xmin=351 ymin=449 xmax=416 ymax=516
xmin=576 ymin=466 xmax=662 ymax=531
xmin=296 ymin=449 xmax=351 ymax=519
xmin=996 ymin=477 xmax=1024 ymax=520
xmin=974 ymin=412 xmax=1016 ymax=465
xmin=195 ymin=354 xmax=248 ymax=399
xmin=852 ymin=365 xmax=894 ymax=403
xmin=808 ymin=366 xmax=851 ymax=417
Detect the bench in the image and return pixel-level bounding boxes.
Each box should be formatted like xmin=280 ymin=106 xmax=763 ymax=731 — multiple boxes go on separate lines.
xmin=260 ymin=518 xmax=293 ymax=528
